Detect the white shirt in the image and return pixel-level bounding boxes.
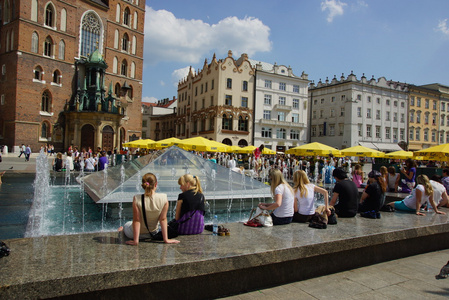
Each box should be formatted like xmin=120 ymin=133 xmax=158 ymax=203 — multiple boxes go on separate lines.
xmin=403 ymin=184 xmax=430 ymax=209
xmin=273 ymin=183 xmax=294 ymax=218
xmin=295 ymin=183 xmax=316 ymax=216
xmin=431 ymin=180 xmax=446 ymax=205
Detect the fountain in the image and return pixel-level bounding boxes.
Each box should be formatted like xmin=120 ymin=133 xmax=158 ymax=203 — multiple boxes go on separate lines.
xmin=25 ymin=146 xmax=271 ymax=237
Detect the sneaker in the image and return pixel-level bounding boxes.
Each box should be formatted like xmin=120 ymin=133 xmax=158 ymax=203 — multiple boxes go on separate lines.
xmin=375 ymin=212 xmax=381 ymax=219
xmin=360 ymin=211 xmax=376 ymax=219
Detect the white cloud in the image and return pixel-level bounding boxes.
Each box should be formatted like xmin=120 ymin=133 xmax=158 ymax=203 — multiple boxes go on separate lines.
xmin=171 ymin=67 xmax=191 ymax=88
xmin=321 ymin=0 xmax=347 ymax=23
xmin=142 ymin=96 xmax=158 ymax=103
xmin=159 ymin=80 xmax=165 ymax=86
xmin=144 ymin=7 xmax=272 ymax=65
xmin=437 ymin=19 xmax=449 ymax=35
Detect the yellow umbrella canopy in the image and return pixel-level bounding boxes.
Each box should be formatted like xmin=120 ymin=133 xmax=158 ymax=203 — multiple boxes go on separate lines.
xmin=285 ymin=142 xmax=341 ymax=156
xmin=227 ymin=145 xmax=243 ymax=153
xmin=236 ymin=145 xmax=257 ymax=154
xmin=340 ymin=145 xmax=385 ymax=158
xmin=123 ymin=139 xmax=154 ymax=148
xmin=383 ymin=150 xmax=413 ymax=159
xmin=176 ymin=137 xmax=229 ymax=152
xmin=147 ymin=137 xmax=182 ymax=150
xmin=262 ymin=148 xmax=276 ymax=155
xmin=414 ymin=143 xmax=449 ymax=161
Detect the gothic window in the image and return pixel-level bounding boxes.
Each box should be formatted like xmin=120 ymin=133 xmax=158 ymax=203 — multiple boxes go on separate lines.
xmin=130 ymin=62 xmax=136 ymax=78
xmin=58 ymin=40 xmax=65 ymax=60
xmin=114 ymin=29 xmax=119 ymax=49
xmin=60 ymin=8 xmax=67 ymax=31
xmin=41 ymin=122 xmax=48 ymax=138
xmin=31 ymin=0 xmax=38 ymax=22
xmin=133 ymin=11 xmax=138 ymax=29
xmin=34 ymin=66 xmax=43 ymax=81
xmin=132 ymin=35 xmax=136 ymax=54
xmin=115 ymin=83 xmax=121 ymax=97
xmin=121 ymin=59 xmax=128 ymax=76
xmin=41 ymin=91 xmax=51 ymax=112
xmin=45 ymin=3 xmax=55 ymax=27
xmin=123 ymin=7 xmax=130 ymax=26
xmin=113 ymin=57 xmax=118 ymax=73
xmin=52 ymin=70 xmax=61 ymax=84
xmin=3 ymin=0 xmax=10 ymax=24
xmin=80 ymin=11 xmax=102 ymax=57
xmin=122 ymin=33 xmax=129 ymax=52
xmin=44 ymin=36 xmax=53 ymax=57
xmin=116 ymin=4 xmax=121 ymax=22
xmin=31 ymin=32 xmax=39 ymax=53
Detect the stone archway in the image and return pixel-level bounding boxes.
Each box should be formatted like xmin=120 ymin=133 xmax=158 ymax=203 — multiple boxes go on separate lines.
xmin=102 ymin=125 xmax=114 ymax=152
xmin=238 ymin=139 xmax=248 ymax=147
xmin=222 ymin=138 xmax=232 ymax=146
xmin=81 ymin=124 xmax=95 ymax=151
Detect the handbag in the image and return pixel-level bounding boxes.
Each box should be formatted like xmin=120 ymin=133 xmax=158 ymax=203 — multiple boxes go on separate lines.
xmin=140 ymin=194 xmax=179 ymax=240
xmin=244 ymin=207 xmax=273 ymax=227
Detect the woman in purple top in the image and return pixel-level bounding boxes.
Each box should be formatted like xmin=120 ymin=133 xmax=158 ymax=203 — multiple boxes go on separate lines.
xmin=400 ymin=158 xmax=416 ymax=193
xmin=98 ymin=151 xmax=108 ymax=171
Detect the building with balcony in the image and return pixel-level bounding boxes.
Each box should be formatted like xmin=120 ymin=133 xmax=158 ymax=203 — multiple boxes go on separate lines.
xmin=176 ymin=51 xmax=254 ymax=146
xmin=309 ymin=73 xmax=407 ymax=152
xmin=248 ymin=60 xmax=309 ymax=152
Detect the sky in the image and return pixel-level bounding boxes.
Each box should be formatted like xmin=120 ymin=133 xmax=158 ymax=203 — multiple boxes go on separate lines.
xmin=141 ymin=0 xmax=449 ymax=103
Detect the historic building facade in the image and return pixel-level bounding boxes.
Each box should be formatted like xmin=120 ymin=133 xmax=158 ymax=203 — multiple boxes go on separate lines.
xmin=407 ymin=85 xmax=440 ymax=151
xmin=420 ymin=83 xmax=449 ymax=146
xmin=309 ymin=73 xmax=407 ymax=151
xmin=176 ymin=51 xmax=254 ymax=146
xmin=141 ymin=97 xmax=177 ymax=141
xmin=0 ymin=0 xmax=145 ymax=152
xmin=249 ymin=59 xmax=309 ymax=152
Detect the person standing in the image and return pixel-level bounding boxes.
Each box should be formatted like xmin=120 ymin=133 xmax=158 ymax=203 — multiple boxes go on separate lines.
xmin=18 ymin=144 xmax=25 ymax=158
xmin=24 ymin=145 xmax=31 ymax=161
xmin=330 ymin=168 xmax=359 ymax=218
xmin=441 ymin=169 xmax=449 ymax=195
xmin=98 ymin=151 xmax=108 ymax=171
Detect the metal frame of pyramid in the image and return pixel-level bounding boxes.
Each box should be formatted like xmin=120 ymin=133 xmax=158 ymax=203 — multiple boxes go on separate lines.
xmin=83 ymin=146 xmax=271 ymax=203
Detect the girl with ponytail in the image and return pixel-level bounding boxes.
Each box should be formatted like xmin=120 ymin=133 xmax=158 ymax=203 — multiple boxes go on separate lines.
xmin=175 ymin=174 xmax=206 ymax=234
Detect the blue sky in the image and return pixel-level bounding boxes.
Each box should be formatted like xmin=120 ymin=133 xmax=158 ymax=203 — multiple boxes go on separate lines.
xmin=142 ymin=0 xmax=449 ymax=102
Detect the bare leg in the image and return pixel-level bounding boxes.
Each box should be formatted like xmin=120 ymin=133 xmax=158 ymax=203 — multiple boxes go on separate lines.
xmin=438 ymin=192 xmax=449 ymax=208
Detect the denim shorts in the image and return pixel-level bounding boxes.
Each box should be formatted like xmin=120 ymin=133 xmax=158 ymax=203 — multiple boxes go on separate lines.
xmin=270 ymin=213 xmax=293 ymax=225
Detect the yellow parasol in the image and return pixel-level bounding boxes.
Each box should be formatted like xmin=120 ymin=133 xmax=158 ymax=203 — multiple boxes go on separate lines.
xmin=262 ymin=148 xmax=276 ymax=155
xmin=414 ymin=143 xmax=449 ymax=161
xmin=226 ymin=145 xmax=243 ymax=153
xmin=383 ymin=150 xmax=413 ymax=159
xmin=123 ymin=139 xmax=154 ymax=148
xmin=176 ymin=137 xmax=229 ymax=152
xmin=285 ymin=142 xmax=341 ymax=156
xmin=147 ymin=137 xmax=182 ymax=150
xmin=340 ymin=145 xmax=385 ymax=158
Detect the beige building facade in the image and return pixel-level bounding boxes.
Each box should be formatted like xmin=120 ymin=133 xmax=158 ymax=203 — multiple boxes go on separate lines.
xmin=176 ymin=51 xmax=254 ymax=146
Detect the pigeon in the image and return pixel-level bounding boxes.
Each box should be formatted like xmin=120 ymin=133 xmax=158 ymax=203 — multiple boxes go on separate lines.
xmin=435 ymin=261 xmax=449 ymax=279
xmin=9 ymin=166 xmax=13 ymax=169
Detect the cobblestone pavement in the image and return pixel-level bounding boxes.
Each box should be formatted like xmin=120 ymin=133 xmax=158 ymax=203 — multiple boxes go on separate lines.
xmin=220 ymin=249 xmax=449 ymax=300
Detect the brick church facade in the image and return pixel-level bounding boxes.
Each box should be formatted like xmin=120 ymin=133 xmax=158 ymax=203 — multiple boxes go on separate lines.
xmin=0 ymin=0 xmax=144 ymax=153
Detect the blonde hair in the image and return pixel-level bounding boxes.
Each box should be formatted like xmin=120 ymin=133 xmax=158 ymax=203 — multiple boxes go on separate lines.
xmin=293 ymin=170 xmax=310 ymax=198
xmin=353 ymin=164 xmax=363 ymax=175
xmin=270 ymin=169 xmax=293 ymax=196
xmin=178 ymin=174 xmax=203 ymax=194
xmin=141 ymin=173 xmax=157 ymax=193
xmin=417 ymin=174 xmax=433 ymax=196
xmin=380 ymin=166 xmax=388 ymax=177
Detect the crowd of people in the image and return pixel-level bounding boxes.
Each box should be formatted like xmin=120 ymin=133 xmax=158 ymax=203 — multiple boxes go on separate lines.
xmin=117 ymin=154 xmax=449 ymax=245
xmin=51 ymin=145 xmax=115 ymax=172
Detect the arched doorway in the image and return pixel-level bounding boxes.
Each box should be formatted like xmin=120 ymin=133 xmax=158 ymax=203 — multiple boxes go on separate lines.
xmin=238 ymin=139 xmax=248 ymax=147
xmin=81 ymin=124 xmax=95 ymax=151
xmin=222 ymin=138 xmax=232 ymax=146
xmin=102 ymin=125 xmax=114 ymax=151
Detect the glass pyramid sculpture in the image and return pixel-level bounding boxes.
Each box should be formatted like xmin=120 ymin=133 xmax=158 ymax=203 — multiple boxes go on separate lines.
xmin=83 ymin=146 xmax=271 ymax=203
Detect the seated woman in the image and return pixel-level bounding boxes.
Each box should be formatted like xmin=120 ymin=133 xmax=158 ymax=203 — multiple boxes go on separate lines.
xmin=386 ymin=174 xmax=446 ymax=216
xmin=119 ymin=173 xmax=180 ymax=245
xmin=258 ymin=169 xmax=294 ymax=225
xmin=387 ymin=166 xmax=400 ymax=192
xmin=430 ymin=175 xmax=449 ymax=208
xmin=359 ymin=170 xmax=386 ymax=218
xmin=175 ymin=174 xmax=206 ymax=235
xmin=292 ymin=170 xmax=330 ymax=222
